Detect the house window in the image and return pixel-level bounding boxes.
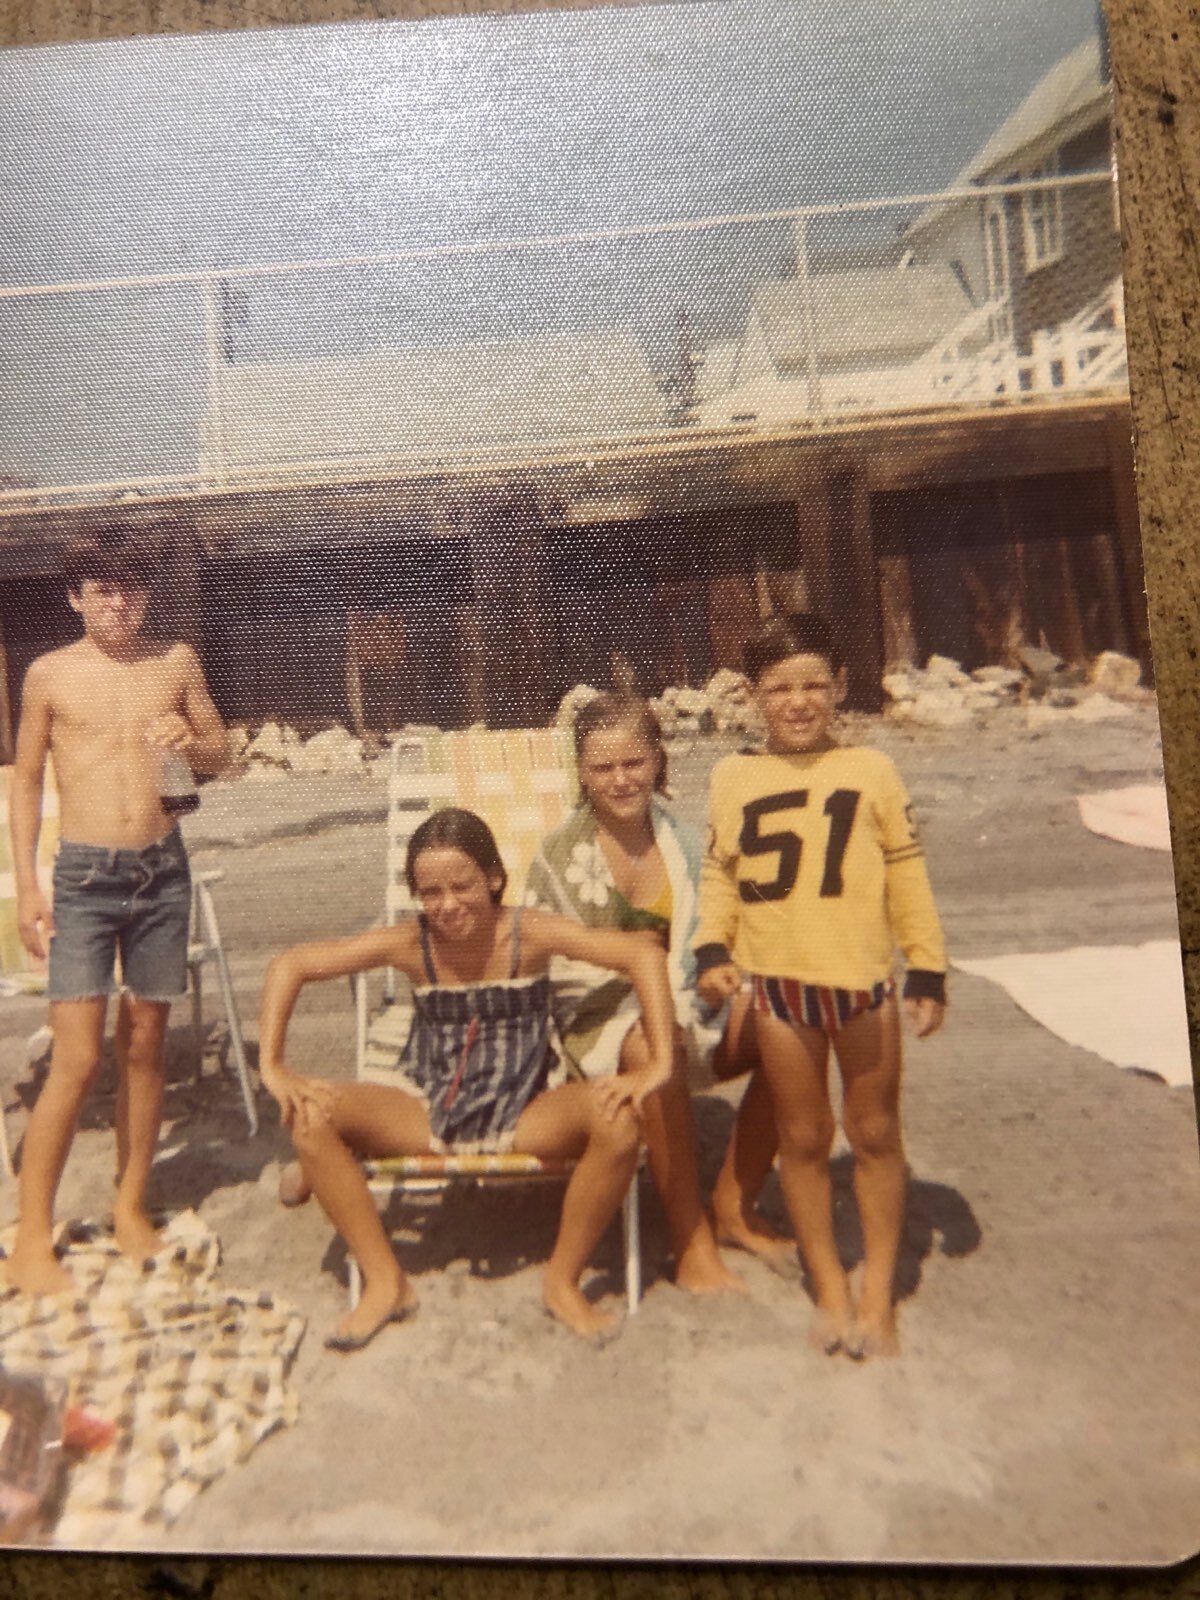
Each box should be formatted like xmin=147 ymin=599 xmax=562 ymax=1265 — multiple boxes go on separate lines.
xmin=1021 ymin=157 xmax=1063 ymax=271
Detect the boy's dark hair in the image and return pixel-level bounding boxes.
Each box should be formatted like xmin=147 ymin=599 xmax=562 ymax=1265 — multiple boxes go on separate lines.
xmin=743 ymin=612 xmax=843 ymax=683
xmin=573 ymin=693 xmax=669 ymax=796
xmin=405 ymin=808 xmax=508 ymax=904
xmin=62 ymin=525 xmax=162 ymax=597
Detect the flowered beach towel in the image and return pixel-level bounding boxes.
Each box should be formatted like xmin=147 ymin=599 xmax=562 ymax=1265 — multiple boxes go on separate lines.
xmin=525 ymin=798 xmax=723 ymax=1079
xmin=0 ymin=1209 xmax=304 ymax=1548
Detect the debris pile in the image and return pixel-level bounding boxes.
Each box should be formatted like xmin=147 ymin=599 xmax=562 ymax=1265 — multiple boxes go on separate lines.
xmin=650 ymin=686 xmax=714 ymax=739
xmin=554 ymin=670 xmax=764 ymax=741
xmin=230 ymin=722 xmax=372 ymax=779
xmin=554 ymin=684 xmax=603 ymax=728
xmin=883 ymin=649 xmax=1144 ymax=730
xmin=696 ymin=669 xmax=765 ymax=738
xmin=882 ymin=655 xmax=1021 ymax=729
xmin=229 ymin=646 xmax=1149 ymax=779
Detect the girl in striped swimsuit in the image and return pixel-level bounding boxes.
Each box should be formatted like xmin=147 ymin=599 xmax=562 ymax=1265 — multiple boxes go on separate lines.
xmin=259 ymin=808 xmax=675 ymax=1352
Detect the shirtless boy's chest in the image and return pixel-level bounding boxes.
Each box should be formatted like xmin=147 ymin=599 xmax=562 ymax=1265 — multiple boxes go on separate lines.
xmin=52 ymin=653 xmax=182 ymax=745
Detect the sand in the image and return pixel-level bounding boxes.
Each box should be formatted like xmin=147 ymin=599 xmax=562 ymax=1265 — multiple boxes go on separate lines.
xmin=1 ymin=704 xmax=1196 ymax=1564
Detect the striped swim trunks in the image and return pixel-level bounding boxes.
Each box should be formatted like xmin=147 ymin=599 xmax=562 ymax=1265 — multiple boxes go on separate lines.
xmin=752 ymin=974 xmax=896 ymax=1034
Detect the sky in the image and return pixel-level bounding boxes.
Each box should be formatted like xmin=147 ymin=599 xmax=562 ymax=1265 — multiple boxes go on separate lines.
xmin=0 ymin=0 xmax=1103 ymax=483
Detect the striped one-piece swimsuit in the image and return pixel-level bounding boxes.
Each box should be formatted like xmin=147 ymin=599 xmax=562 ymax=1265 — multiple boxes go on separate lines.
xmin=397 ymin=908 xmax=555 ymax=1152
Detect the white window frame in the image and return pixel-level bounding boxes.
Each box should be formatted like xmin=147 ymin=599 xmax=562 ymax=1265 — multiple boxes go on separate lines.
xmin=1021 ymin=154 xmax=1064 ymax=272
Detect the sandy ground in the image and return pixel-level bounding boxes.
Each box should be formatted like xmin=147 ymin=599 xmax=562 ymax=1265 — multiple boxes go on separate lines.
xmin=1 ymin=704 xmax=1198 ymax=1564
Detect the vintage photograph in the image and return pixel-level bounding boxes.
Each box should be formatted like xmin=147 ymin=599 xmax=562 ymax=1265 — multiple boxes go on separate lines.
xmin=0 ymin=0 xmax=1196 ymax=1564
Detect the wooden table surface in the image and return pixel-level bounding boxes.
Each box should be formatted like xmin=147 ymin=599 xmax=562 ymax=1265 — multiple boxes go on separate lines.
xmin=2 ymin=1 xmax=1197 ymax=1594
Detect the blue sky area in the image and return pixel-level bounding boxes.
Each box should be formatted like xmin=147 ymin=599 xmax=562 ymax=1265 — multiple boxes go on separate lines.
xmin=0 ymin=0 xmax=1103 ymax=482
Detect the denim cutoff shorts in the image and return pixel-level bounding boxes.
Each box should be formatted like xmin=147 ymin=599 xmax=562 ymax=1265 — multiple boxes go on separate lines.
xmin=48 ymin=829 xmax=192 ymax=1003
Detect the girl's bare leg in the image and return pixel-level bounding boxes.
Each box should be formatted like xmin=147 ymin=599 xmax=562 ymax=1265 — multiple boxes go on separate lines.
xmin=111 ymin=995 xmax=171 ymax=1262
xmin=618 ymin=1024 xmax=744 ymax=1294
xmin=709 ymin=990 xmax=792 ymax=1271
xmin=289 ymin=1082 xmax=433 ymax=1343
xmin=836 ymin=998 xmax=905 ymax=1358
xmin=754 ymin=1010 xmax=851 ymax=1352
xmin=6 ymin=997 xmax=108 ymax=1296
xmin=514 ymin=1081 xmax=640 ymax=1338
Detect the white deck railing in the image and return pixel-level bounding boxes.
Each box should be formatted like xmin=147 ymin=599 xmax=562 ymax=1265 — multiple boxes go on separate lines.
xmin=0 ymin=169 xmax=1128 ymax=511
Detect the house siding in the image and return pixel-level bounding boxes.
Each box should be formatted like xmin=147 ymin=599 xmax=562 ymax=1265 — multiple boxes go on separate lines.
xmin=1006 ymin=124 xmax=1120 ymax=356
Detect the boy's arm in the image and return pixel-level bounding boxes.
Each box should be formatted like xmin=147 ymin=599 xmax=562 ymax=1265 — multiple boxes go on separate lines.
xmin=179 ymin=646 xmax=229 ymax=775
xmin=147 ymin=646 xmax=228 ymax=775
xmin=879 ymin=763 xmax=947 ymax=1008
xmin=11 ymin=662 xmax=55 ymax=960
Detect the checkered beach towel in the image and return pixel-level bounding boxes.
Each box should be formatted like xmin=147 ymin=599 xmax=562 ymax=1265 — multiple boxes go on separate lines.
xmin=0 ymin=1210 xmax=305 ymax=1547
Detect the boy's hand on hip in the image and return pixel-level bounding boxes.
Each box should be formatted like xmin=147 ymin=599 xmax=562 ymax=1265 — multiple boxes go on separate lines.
xmin=145 ymin=713 xmax=194 ymax=754
xmin=697 ymin=963 xmax=741 ymax=1007
xmin=905 ymin=997 xmax=945 ymax=1039
xmin=16 ymin=887 xmax=54 ymax=960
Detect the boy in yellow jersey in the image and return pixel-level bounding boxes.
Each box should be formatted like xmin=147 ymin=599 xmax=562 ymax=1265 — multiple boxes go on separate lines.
xmin=695 ymin=613 xmax=946 ymax=1359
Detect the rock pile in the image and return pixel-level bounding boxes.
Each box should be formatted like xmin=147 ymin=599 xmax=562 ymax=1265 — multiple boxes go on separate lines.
xmin=883 ymin=649 xmax=1144 ymax=730
xmin=232 ymin=646 xmax=1148 ymax=778
xmin=553 ymin=671 xmax=764 ymax=741
xmin=232 ymin=722 xmax=373 ymax=779
xmin=698 ymin=669 xmax=765 ymax=738
xmin=882 ymin=655 xmax=1023 ymax=729
xmin=1090 ymin=650 xmax=1143 ymax=698
xmin=554 ymin=684 xmax=602 ymax=728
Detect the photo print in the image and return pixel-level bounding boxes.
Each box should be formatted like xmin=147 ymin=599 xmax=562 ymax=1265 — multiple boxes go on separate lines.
xmin=0 ymin=0 xmax=1195 ymax=1565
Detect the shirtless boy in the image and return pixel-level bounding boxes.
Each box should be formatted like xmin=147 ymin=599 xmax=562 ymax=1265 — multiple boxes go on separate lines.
xmin=5 ymin=527 xmax=228 ymax=1296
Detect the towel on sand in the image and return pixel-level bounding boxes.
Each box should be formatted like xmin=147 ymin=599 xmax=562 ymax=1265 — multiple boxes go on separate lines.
xmin=0 ymin=1209 xmax=304 ymax=1548
xmin=1077 ymin=784 xmax=1172 ymax=852
xmin=954 ymin=940 xmax=1191 ymax=1086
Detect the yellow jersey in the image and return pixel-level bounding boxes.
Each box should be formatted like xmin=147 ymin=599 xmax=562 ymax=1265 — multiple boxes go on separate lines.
xmin=695 ymin=745 xmax=946 ymax=1001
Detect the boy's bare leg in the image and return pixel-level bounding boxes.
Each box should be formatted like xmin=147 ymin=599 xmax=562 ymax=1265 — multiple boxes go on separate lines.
xmin=290 ymin=1082 xmax=429 ymax=1343
xmin=114 ymin=995 xmax=130 ymax=1184
xmin=709 ymin=992 xmax=793 ymax=1270
xmin=836 ymin=998 xmax=905 ymax=1358
xmin=754 ymin=1010 xmax=852 ymax=1352
xmin=111 ymin=996 xmax=171 ymax=1262
xmin=619 ymin=1024 xmax=744 ymax=1295
xmin=6 ymin=998 xmax=108 ymax=1295
xmin=514 ymin=1081 xmax=640 ymax=1338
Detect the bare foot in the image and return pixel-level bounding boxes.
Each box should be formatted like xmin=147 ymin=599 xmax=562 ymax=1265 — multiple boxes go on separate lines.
xmin=325 ymin=1278 xmax=419 ymax=1352
xmin=674 ymin=1235 xmax=748 ymax=1296
xmin=278 ymin=1161 xmax=311 ymax=1208
xmin=808 ymin=1303 xmax=852 ymax=1356
xmin=113 ymin=1207 xmax=163 ymax=1265
xmin=845 ymin=1308 xmax=900 ymax=1361
xmin=712 ymin=1209 xmax=801 ymax=1280
xmin=3 ymin=1243 xmax=74 ymax=1298
xmin=542 ymin=1276 xmax=621 ymax=1342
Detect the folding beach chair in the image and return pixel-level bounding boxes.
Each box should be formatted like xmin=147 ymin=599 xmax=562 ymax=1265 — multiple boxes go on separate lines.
xmin=350 ymin=727 xmax=643 ymax=1312
xmin=0 ymin=766 xmax=258 ymax=1140
xmin=187 ymin=872 xmax=258 ymax=1136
